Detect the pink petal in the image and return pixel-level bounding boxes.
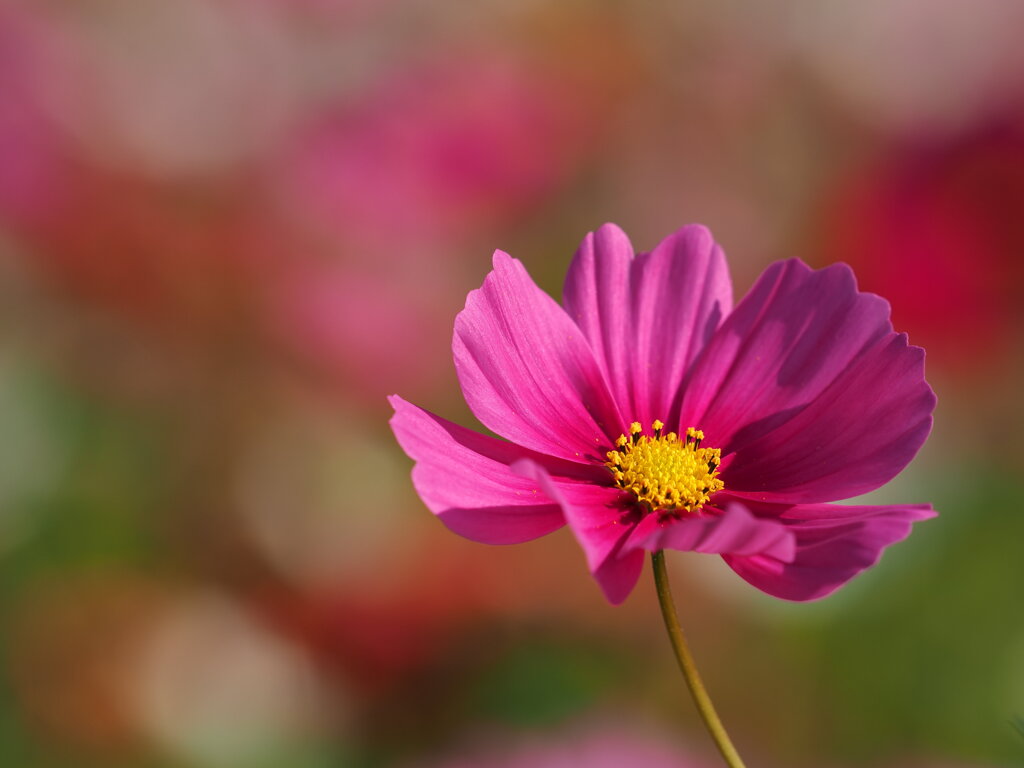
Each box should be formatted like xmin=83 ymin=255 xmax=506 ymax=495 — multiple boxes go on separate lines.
xmin=389 ymin=395 xmax=582 ymax=545
xmin=562 ymin=224 xmax=635 ymax=416
xmin=512 ymin=458 xmax=644 ymax=605
xmin=722 ymin=332 xmax=934 ymax=503
xmin=453 ymin=250 xmax=624 ymax=462
xmin=591 ymin=545 xmax=647 ymax=606
xmin=563 ymin=223 xmax=733 ymax=428
xmin=627 ymin=503 xmax=796 ymax=561
xmin=680 ymin=259 xmax=935 ymax=503
xmin=721 ymin=499 xmax=937 ymax=601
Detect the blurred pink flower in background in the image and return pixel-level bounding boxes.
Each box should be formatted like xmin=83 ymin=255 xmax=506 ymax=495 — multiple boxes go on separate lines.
xmin=272 ymin=50 xmax=602 ymax=250
xmin=0 ymin=1 xmax=618 ymax=398
xmin=817 ymin=122 xmax=1024 ymax=371
xmin=0 ymin=0 xmax=294 ymax=342
xmin=267 ymin=256 xmax=463 ymax=398
xmin=265 ymin=44 xmax=615 ymax=395
xmin=391 ymin=223 xmax=936 ymax=604
xmin=415 ymin=719 xmax=704 ymax=768
xmin=0 ymin=3 xmax=71 ymax=226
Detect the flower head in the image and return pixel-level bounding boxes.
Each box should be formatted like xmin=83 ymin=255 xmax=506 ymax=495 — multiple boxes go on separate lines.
xmin=390 ymin=224 xmax=936 ymax=604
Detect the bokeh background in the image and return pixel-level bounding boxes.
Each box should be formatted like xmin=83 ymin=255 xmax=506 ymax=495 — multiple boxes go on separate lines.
xmin=1 ymin=1 xmax=1023 ymax=766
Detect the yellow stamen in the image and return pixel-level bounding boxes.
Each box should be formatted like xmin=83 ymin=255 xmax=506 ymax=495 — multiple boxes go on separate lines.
xmin=606 ymin=420 xmax=724 ymax=513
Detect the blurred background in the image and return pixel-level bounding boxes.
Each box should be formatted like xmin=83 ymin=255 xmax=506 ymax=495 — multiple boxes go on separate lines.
xmin=1 ymin=1 xmax=1023 ymax=766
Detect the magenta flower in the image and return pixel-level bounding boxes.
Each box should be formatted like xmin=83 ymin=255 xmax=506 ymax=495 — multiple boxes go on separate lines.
xmin=390 ymin=224 xmax=936 ymax=605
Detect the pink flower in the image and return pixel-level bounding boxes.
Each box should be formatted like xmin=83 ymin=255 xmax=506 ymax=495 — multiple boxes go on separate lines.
xmin=274 ymin=51 xmax=599 ymax=249
xmin=390 ymin=224 xmax=936 ymax=604
xmin=418 ymin=719 xmax=702 ymax=768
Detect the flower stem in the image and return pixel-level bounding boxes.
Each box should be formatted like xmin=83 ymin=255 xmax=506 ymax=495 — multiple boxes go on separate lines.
xmin=651 ymin=550 xmax=747 ymax=768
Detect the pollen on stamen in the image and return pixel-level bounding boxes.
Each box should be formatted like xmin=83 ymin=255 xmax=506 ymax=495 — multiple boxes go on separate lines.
xmin=605 ymin=420 xmax=724 ymax=514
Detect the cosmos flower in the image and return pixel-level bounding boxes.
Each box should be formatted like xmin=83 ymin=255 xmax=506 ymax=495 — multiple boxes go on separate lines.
xmin=390 ymin=224 xmax=936 ymax=604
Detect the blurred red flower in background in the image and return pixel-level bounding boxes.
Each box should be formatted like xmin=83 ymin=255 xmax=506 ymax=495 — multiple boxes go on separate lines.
xmin=817 ymin=121 xmax=1024 ymax=372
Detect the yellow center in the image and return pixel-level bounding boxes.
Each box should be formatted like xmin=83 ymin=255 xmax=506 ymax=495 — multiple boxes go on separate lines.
xmin=605 ymin=420 xmax=724 ymax=513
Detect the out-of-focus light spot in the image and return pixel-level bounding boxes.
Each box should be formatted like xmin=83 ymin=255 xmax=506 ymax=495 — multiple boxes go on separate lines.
xmin=0 ymin=352 xmax=67 ymax=554
xmin=791 ymin=0 xmax=1024 ymax=135
xmin=235 ymin=397 xmax=418 ymax=585
xmin=6 ymin=576 xmax=170 ymax=753
xmin=32 ymin=0 xmax=299 ymax=179
xmin=131 ymin=592 xmax=341 ymax=768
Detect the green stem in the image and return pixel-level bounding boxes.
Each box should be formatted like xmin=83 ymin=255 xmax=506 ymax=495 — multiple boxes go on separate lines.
xmin=651 ymin=550 xmax=747 ymax=768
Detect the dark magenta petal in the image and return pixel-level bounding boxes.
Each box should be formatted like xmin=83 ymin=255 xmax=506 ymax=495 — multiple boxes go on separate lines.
xmin=626 ymin=503 xmax=795 ymax=561
xmin=512 ymin=458 xmax=643 ymax=605
xmin=563 ymin=223 xmax=732 ymax=429
xmin=722 ymin=333 xmax=935 ymax=502
xmin=453 ymin=251 xmax=625 ymax=462
xmin=680 ymin=259 xmax=935 ymax=503
xmin=721 ymin=499 xmax=936 ymax=601
xmin=591 ymin=546 xmax=647 ymax=606
xmin=389 ymin=395 xmax=578 ymax=545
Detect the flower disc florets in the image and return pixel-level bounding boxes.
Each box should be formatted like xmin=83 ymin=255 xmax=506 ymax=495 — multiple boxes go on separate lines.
xmin=606 ymin=420 xmax=724 ymax=513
